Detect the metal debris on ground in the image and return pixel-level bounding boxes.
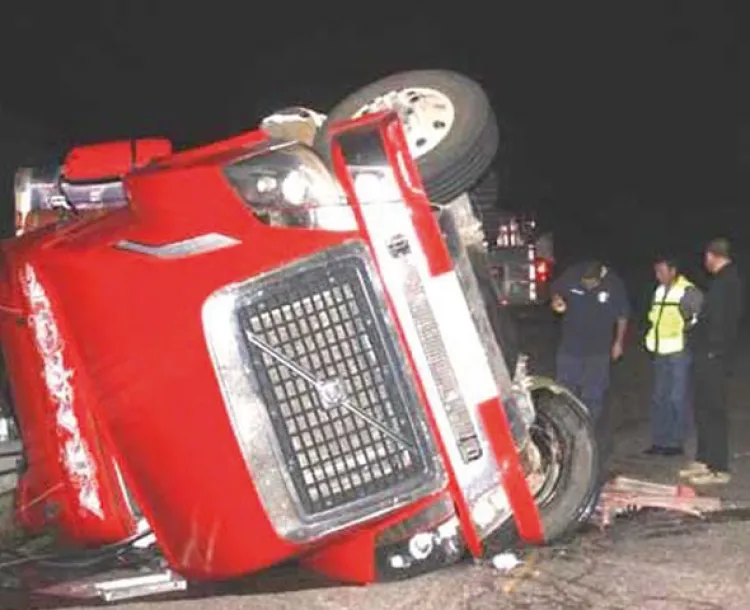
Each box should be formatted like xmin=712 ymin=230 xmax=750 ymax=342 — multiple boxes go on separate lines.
xmin=490 ymin=551 xmax=523 ymax=573
xmin=39 ymin=569 xmax=187 ymax=603
xmin=592 ymin=475 xmax=722 ymax=529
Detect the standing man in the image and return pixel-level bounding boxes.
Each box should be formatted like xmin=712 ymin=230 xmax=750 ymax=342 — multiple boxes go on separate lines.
xmin=682 ymin=238 xmax=743 ymax=485
xmin=551 ymin=260 xmax=630 ymax=422
xmin=644 ymin=256 xmax=703 ymax=456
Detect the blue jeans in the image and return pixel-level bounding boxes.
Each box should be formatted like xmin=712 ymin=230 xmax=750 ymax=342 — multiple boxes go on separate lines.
xmin=651 ymin=351 xmax=692 ymax=449
xmin=556 ymin=352 xmax=610 ymax=421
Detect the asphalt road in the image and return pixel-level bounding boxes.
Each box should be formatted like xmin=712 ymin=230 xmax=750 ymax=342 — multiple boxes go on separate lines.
xmin=4 ymin=311 xmax=750 ymax=609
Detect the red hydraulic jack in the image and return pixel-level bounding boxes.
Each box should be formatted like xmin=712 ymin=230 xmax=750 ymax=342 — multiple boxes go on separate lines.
xmin=592 ymin=476 xmax=723 ymax=529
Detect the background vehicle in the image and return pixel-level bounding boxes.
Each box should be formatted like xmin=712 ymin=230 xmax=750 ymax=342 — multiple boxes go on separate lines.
xmin=0 ymin=72 xmax=597 ymax=587
xmin=488 ymin=213 xmax=554 ymax=308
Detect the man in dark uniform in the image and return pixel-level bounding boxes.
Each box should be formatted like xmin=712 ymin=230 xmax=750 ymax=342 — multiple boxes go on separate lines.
xmin=550 ymin=260 xmax=630 ymax=421
xmin=682 ymin=238 xmax=743 ymax=485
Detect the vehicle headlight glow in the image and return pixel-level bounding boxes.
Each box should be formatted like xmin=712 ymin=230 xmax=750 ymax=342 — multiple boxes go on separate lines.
xmin=350 ymin=167 xmax=403 ymax=205
xmin=280 ymin=170 xmax=309 ymax=205
xmin=353 ymin=171 xmax=384 ymax=202
xmin=223 ymin=142 xmax=356 ymax=231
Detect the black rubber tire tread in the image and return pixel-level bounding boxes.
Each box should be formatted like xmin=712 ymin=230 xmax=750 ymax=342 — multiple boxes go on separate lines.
xmin=314 ymin=70 xmax=500 ymax=204
xmin=530 ymin=386 xmax=600 ymax=543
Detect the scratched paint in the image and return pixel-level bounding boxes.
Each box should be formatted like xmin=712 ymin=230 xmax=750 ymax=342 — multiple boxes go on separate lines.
xmin=22 ymin=263 xmax=104 ymax=518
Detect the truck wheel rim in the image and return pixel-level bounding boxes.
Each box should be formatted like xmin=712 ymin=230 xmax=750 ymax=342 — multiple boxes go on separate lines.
xmin=526 ymin=414 xmax=564 ymax=506
xmin=353 ymin=87 xmax=456 ymax=158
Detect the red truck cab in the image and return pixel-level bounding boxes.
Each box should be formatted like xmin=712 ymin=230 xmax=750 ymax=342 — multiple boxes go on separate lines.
xmin=0 ymin=113 xmax=597 ymax=583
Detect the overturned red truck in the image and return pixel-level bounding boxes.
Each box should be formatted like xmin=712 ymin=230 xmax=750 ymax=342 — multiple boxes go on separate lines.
xmin=0 ymin=70 xmax=597 ymax=583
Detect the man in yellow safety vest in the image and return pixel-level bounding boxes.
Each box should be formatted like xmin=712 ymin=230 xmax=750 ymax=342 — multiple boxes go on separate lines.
xmin=644 ymin=255 xmax=703 ymax=456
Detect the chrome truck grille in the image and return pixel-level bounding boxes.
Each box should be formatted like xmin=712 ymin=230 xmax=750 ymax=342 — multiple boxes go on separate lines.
xmin=203 ymin=243 xmax=442 ymax=540
xmin=237 ymin=253 xmax=431 ymax=514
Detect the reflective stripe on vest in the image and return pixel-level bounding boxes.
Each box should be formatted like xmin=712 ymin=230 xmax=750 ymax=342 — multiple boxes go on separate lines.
xmin=645 ymin=275 xmax=694 ymax=354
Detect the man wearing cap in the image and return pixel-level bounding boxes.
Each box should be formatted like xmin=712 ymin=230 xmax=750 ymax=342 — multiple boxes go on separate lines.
xmin=550 ymin=261 xmax=630 ymax=421
xmin=681 ymin=238 xmax=743 ymax=485
xmin=643 ymin=256 xmax=703 ymax=456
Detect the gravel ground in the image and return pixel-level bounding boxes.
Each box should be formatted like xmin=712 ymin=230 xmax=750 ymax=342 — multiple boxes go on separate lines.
xmin=4 ymin=311 xmax=750 ymax=609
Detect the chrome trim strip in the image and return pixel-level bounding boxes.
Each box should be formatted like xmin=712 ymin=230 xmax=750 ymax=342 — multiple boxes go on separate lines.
xmin=356 ymin=201 xmax=514 ymax=536
xmin=115 ymin=233 xmax=241 ymax=259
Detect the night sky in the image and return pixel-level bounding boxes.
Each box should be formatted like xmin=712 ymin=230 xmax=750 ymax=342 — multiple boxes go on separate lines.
xmin=1 ymin=2 xmax=747 ymax=286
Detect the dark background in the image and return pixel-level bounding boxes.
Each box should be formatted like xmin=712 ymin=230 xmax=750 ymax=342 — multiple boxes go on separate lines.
xmin=0 ymin=1 xmax=747 ymax=308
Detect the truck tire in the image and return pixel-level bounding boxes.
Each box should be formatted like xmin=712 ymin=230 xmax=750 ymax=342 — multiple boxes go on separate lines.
xmin=528 ymin=382 xmax=600 ymax=542
xmin=486 ymin=380 xmax=599 ymax=553
xmin=483 ymin=379 xmax=599 ymax=556
xmin=314 ymin=70 xmax=499 ymax=204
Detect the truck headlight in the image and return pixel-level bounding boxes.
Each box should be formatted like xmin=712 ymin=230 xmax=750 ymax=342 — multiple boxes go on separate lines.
xmin=223 ymin=142 xmax=356 ymax=231
xmin=349 ymin=167 xmax=403 ymax=205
